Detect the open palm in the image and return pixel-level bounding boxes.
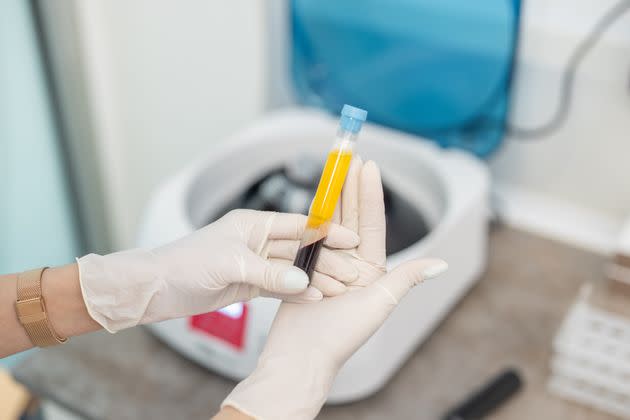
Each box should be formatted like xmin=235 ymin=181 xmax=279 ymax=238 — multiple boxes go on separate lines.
xmin=224 ymin=159 xmax=448 ymax=420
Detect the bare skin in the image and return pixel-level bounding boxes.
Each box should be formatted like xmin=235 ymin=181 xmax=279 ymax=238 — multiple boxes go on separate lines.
xmin=1 ymin=264 xmax=251 ymax=419
xmin=212 ymin=406 xmax=254 ymax=420
xmin=0 ymin=264 xmax=100 ymax=357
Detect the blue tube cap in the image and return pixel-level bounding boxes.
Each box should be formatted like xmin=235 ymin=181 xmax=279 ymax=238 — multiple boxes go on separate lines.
xmin=340 ymin=104 xmax=368 ymax=134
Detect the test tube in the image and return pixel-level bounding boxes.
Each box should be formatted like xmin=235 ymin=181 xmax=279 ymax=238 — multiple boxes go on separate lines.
xmin=293 ymin=104 xmax=368 ymax=279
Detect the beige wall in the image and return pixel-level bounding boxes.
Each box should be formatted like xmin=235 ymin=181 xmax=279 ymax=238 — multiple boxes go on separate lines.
xmin=73 ymin=0 xmax=269 ymax=249
xmin=489 ymin=0 xmax=630 ymax=222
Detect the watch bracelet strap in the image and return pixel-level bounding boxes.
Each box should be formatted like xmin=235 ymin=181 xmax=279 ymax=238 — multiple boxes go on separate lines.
xmin=16 ymin=268 xmax=67 ymax=347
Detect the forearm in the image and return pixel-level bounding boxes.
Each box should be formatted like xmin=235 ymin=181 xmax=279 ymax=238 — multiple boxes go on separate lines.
xmin=0 ymin=264 xmax=101 ymax=358
xmin=212 ymin=406 xmax=254 ymax=420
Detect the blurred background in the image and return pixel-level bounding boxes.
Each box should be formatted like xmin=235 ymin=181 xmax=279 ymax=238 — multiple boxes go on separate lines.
xmin=2 ymin=0 xmax=630 ymax=419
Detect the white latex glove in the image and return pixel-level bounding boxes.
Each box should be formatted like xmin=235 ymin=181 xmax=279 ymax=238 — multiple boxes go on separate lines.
xmin=222 ymin=160 xmax=448 ymax=420
xmin=78 ymin=210 xmax=359 ymax=333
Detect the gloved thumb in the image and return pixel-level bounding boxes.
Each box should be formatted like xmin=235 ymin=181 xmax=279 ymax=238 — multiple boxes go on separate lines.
xmin=241 ymin=253 xmax=310 ymax=295
xmin=375 ymin=258 xmax=448 ymax=303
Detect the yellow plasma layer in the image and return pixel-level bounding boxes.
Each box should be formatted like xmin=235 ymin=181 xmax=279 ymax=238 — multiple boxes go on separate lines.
xmin=306 ymin=148 xmax=353 ymax=229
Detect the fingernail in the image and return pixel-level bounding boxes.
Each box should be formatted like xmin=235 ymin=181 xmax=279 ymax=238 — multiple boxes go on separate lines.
xmin=283 ymin=267 xmax=309 ymax=290
xmin=303 ymin=286 xmax=323 ymax=301
xmin=421 ymin=260 xmax=448 ymax=280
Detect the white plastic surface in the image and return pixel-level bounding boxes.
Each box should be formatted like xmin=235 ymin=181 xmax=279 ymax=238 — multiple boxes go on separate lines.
xmin=137 ymin=108 xmax=490 ymax=402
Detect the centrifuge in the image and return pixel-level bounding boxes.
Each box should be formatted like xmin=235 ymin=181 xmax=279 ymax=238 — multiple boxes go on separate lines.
xmin=137 ymin=0 xmax=519 ymax=403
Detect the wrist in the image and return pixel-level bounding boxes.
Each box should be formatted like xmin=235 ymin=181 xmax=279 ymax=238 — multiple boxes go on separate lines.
xmin=43 ymin=264 xmax=101 ymax=338
xmin=213 ymin=406 xmax=255 ymax=420
xmin=223 ymin=351 xmax=337 ymax=420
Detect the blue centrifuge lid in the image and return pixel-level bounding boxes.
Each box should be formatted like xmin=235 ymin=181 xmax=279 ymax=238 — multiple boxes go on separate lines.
xmin=291 ymin=0 xmax=521 ymax=157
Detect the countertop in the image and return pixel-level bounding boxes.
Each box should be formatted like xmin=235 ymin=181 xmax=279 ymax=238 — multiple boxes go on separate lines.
xmin=13 ymin=226 xmax=618 ymax=419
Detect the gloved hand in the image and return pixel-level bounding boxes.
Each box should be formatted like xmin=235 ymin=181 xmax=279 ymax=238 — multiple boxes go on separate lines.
xmin=222 ymin=160 xmax=448 ymax=420
xmin=78 ymin=210 xmax=359 ymax=333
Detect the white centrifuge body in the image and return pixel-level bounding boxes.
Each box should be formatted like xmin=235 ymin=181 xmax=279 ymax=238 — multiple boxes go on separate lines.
xmin=137 ymin=108 xmax=489 ymax=403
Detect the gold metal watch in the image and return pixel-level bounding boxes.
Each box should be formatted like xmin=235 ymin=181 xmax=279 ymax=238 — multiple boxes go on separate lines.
xmin=15 ymin=268 xmax=67 ymax=347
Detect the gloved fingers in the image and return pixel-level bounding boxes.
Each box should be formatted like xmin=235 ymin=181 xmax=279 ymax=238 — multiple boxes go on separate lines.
xmin=265 ymin=239 xmax=299 ymax=260
xmin=331 ymin=199 xmax=342 ymax=224
xmin=341 ymin=156 xmax=363 ymax=234
xmin=267 ymin=257 xmax=348 ymax=297
xmin=310 ymin=271 xmax=347 ymax=296
xmin=239 ymin=249 xmax=310 ymax=295
xmin=312 ymin=247 xmax=358 ymax=283
xmin=357 ymin=161 xmax=387 ymax=266
xmin=267 ymin=213 xmax=359 ymax=249
xmin=332 ymin=156 xmax=363 ymax=228
xmin=266 ymin=241 xmax=358 ymax=284
xmin=324 ymin=224 xmax=360 ymax=249
xmin=372 ymin=258 xmax=448 ymax=304
xmin=261 ymin=286 xmax=323 ymax=303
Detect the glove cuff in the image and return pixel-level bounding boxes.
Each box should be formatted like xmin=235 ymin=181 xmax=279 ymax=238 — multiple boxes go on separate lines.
xmin=77 ymin=249 xmax=161 ymax=332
